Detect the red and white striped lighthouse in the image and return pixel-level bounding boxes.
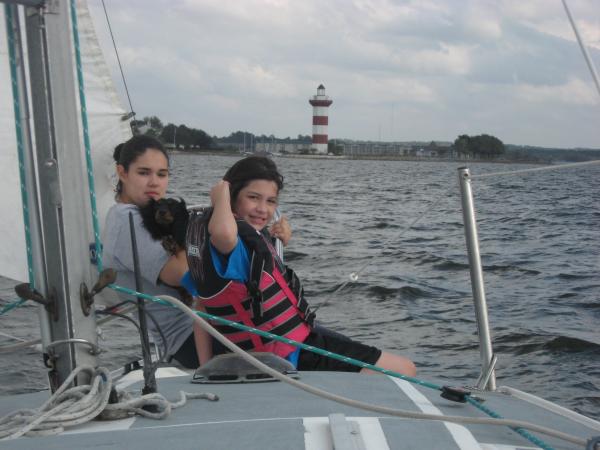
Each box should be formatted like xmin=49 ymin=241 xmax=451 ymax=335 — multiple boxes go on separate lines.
xmin=309 ymin=84 xmax=333 ymax=154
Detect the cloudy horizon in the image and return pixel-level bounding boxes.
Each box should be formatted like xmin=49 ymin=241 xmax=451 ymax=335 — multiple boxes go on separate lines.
xmin=87 ymin=0 xmax=600 ymax=149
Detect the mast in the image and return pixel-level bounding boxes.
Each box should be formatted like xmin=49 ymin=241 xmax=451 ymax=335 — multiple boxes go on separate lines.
xmin=19 ymin=0 xmax=99 ymax=389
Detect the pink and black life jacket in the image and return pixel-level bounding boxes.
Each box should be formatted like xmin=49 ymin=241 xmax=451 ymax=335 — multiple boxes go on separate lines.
xmin=186 ymin=209 xmax=315 ymax=358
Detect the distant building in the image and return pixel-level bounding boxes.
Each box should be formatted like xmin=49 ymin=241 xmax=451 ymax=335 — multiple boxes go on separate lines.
xmin=337 ymin=139 xmax=452 ymax=157
xmin=309 ymin=85 xmax=333 ymax=154
xmin=254 ymin=141 xmax=312 ymax=154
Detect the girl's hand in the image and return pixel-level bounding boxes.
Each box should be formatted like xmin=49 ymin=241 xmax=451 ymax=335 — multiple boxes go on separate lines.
xmin=210 ymin=180 xmax=230 ymax=207
xmin=269 ymin=215 xmax=291 ymax=246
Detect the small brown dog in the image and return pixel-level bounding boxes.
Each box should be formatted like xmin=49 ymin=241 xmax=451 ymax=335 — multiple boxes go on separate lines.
xmin=140 ymin=197 xmax=193 ymax=305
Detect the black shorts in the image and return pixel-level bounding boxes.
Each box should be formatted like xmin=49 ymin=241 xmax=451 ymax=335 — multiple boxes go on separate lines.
xmin=297 ymin=331 xmax=382 ymax=372
xmin=171 ymin=333 xmax=229 ymax=369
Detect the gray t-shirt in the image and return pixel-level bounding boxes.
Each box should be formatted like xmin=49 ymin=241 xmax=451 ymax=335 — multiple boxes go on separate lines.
xmin=102 ymin=203 xmax=193 ymax=358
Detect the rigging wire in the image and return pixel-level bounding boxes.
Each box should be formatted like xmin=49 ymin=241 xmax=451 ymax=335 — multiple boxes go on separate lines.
xmin=472 ymin=159 xmax=600 ymax=180
xmin=561 ymin=0 xmax=600 ymax=99
xmin=100 ymin=0 xmax=135 ymax=120
xmin=0 ymin=304 xmax=137 ymax=353
xmin=313 ymin=189 xmax=450 ymax=312
xmin=95 ymin=309 xmax=165 ymax=364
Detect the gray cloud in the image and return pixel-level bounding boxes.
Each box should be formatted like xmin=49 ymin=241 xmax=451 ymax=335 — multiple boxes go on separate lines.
xmin=88 ymin=0 xmax=600 ymax=147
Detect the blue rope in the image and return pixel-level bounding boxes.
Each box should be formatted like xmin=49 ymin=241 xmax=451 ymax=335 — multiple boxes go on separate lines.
xmin=69 ymin=0 xmax=104 ymax=272
xmin=107 ymin=283 xmax=555 ymax=450
xmin=4 ymin=5 xmax=35 ymax=289
xmin=109 ymin=283 xmax=439 ymax=389
xmin=0 ymin=299 xmax=26 ymax=316
xmin=466 ymin=397 xmax=555 ymax=450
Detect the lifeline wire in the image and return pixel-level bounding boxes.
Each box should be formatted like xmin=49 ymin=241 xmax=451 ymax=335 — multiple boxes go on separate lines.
xmin=471 ymin=159 xmax=600 ymax=180
xmin=314 ymin=189 xmax=449 ymax=312
xmin=0 ymin=304 xmax=137 ymax=354
xmin=137 ymin=292 xmax=585 ymax=449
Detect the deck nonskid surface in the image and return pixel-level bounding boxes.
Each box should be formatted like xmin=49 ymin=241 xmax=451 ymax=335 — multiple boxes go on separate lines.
xmin=0 ymin=370 xmax=597 ymax=449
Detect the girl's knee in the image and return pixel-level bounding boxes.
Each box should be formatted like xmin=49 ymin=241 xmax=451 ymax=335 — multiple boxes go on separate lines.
xmin=371 ymin=352 xmax=416 ymax=377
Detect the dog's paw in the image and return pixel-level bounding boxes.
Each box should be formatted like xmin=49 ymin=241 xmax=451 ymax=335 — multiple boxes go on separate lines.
xmin=161 ymin=236 xmax=178 ymax=255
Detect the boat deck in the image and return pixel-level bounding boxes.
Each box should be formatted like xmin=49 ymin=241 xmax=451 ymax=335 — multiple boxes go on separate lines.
xmin=1 ymin=367 xmax=598 ymax=449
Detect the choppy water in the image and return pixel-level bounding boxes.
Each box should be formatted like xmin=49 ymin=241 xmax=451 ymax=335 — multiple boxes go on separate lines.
xmin=1 ymin=155 xmax=599 ymax=420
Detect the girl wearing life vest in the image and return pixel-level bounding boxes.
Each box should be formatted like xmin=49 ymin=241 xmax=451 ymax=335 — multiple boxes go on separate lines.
xmin=185 ymin=156 xmax=416 ymax=376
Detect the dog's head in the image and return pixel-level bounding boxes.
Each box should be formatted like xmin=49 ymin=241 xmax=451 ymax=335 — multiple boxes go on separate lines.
xmin=140 ymin=197 xmax=189 ymax=242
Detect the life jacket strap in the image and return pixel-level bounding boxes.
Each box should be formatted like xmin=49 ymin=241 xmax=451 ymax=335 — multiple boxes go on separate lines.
xmin=247 ymin=252 xmax=265 ymax=321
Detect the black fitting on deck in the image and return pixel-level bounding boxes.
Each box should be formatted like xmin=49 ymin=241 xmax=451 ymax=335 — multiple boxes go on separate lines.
xmin=440 ymin=386 xmax=471 ymax=403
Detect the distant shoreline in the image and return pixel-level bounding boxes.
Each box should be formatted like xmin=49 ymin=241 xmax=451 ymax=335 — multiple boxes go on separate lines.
xmin=169 ymin=149 xmax=546 ymax=164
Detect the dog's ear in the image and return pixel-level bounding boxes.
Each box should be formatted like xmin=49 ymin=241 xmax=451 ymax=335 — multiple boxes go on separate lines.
xmin=139 ymin=198 xmax=157 ymax=221
xmin=139 ymin=198 xmax=166 ymax=240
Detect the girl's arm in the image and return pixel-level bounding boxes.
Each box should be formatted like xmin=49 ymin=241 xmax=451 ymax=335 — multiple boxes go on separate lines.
xmin=193 ymin=303 xmax=213 ymax=364
xmin=158 ymin=249 xmax=188 ymax=286
xmin=208 ymin=180 xmax=238 ymax=254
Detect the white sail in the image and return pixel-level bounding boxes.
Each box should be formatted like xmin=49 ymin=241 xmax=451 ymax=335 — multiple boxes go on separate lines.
xmin=0 ymin=1 xmax=131 ymax=283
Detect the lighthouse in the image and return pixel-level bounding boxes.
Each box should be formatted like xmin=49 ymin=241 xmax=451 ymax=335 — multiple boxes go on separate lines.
xmin=309 ymin=84 xmax=333 ymax=154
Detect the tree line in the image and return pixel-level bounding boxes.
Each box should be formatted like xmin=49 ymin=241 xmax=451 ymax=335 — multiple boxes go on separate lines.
xmin=133 ymin=116 xmax=215 ymax=149
xmin=133 ymin=116 xmax=600 ymax=162
xmin=453 ymin=134 xmax=505 ymax=159
xmin=133 ymin=116 xmax=312 ymax=151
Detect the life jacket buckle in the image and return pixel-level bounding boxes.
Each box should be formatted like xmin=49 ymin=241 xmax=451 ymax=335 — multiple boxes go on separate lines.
xmin=247 ymin=280 xmax=264 ymax=320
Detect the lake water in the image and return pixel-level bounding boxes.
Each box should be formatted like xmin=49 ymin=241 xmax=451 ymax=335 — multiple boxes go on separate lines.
xmin=1 ymin=155 xmax=598 ymax=420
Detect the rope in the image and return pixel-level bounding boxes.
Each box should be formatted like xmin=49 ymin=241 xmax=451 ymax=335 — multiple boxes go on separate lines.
xmin=465 ymin=396 xmax=556 ymax=450
xmin=111 ymin=284 xmax=440 ymax=389
xmin=100 ymin=390 xmax=217 ymax=421
xmin=69 ymin=0 xmax=103 ymax=272
xmin=0 ymin=365 xmax=217 ymax=439
xmin=4 ymin=5 xmax=35 ymax=287
xmin=0 ymin=299 xmax=26 ymax=316
xmin=145 ymin=293 xmax=585 ymax=448
xmin=0 ymin=366 xmax=110 ymax=439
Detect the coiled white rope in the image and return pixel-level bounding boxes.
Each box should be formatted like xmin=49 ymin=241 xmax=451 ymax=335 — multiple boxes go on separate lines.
xmin=0 ymin=365 xmax=217 ymax=440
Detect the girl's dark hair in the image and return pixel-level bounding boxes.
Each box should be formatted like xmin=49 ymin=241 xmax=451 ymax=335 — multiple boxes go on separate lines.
xmin=223 ymin=156 xmax=284 ymax=203
xmin=114 ymin=135 xmax=168 ymax=196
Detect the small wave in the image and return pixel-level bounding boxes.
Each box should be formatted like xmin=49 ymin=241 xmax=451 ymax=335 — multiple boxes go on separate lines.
xmin=557 ymin=273 xmax=595 ymax=280
xmin=556 ymin=292 xmax=578 ymax=299
xmin=543 ymin=336 xmax=600 ymax=353
xmin=369 ymin=221 xmax=400 ymax=230
xmin=495 ymin=332 xmax=600 ymax=355
xmin=433 ymin=260 xmax=469 ymax=271
xmin=402 ymin=236 xmax=440 ymax=243
xmin=366 ymin=284 xmax=431 ymax=300
xmin=572 ymin=301 xmax=600 ymax=310
xmin=283 ymin=250 xmax=309 ymax=261
xmin=483 ymin=264 xmax=540 ymax=275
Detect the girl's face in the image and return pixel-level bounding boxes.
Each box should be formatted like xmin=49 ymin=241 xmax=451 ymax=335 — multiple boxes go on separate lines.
xmin=117 ymin=149 xmax=169 ymax=206
xmin=233 ymin=179 xmax=279 ymax=230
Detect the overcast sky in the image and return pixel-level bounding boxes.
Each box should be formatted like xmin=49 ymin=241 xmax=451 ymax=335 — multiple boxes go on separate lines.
xmin=87 ymin=0 xmax=600 ymax=148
